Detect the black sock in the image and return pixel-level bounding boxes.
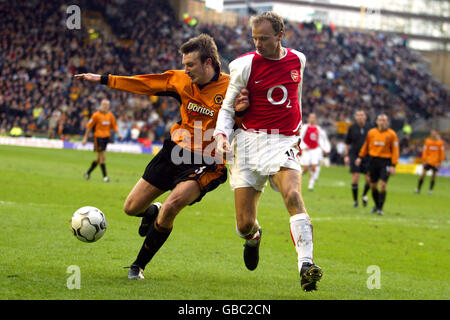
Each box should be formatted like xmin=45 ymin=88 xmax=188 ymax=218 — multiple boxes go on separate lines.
xmin=378 ymin=192 xmax=386 ymax=210
xmin=136 ymin=204 xmax=159 ymax=219
xmin=133 ymin=222 xmax=172 ymax=270
xmin=417 ymin=178 xmax=424 ymax=191
xmin=100 ymin=163 xmax=107 ymax=177
xmin=351 ymin=184 xmax=358 ymax=202
xmin=87 ymin=161 xmax=98 ymax=174
xmin=430 ymin=180 xmax=435 ymax=191
xmin=363 ymin=183 xmax=370 ymax=196
xmin=371 ymin=188 xmax=379 ymax=209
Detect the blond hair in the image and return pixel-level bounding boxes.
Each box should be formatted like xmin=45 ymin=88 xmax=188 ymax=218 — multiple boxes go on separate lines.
xmin=249 ymin=11 xmax=285 ymax=35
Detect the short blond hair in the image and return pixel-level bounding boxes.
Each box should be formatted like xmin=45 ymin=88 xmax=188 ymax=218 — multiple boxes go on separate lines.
xmin=249 ymin=11 xmax=285 ymax=35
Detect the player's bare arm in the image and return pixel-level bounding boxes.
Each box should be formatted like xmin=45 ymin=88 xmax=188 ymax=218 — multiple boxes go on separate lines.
xmin=344 ymin=144 xmax=350 ymax=165
xmin=82 ymin=127 xmax=91 ymax=145
xmin=389 ymin=166 xmax=396 ymax=175
xmin=74 ymin=73 xmax=101 ymax=83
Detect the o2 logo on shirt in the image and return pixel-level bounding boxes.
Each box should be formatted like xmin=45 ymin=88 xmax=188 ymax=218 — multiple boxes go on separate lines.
xmin=267 ymin=85 xmax=292 ymax=108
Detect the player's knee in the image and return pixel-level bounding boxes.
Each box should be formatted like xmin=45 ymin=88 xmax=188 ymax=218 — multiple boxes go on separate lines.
xmin=285 ymin=189 xmax=302 ymax=208
xmin=161 ymin=198 xmax=185 ymax=217
xmin=237 ymin=220 xmax=255 ymax=237
xmin=123 ymin=199 xmax=138 ymax=216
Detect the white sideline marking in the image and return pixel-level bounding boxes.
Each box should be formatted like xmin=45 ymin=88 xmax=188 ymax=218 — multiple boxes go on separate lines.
xmin=0 ymin=200 xmax=63 ymax=208
xmin=311 ymin=216 xmax=449 ymax=229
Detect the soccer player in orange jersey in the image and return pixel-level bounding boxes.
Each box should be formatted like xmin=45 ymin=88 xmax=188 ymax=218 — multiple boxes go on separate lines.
xmin=415 ymin=130 xmax=445 ymax=194
xmin=82 ymin=98 xmax=122 ymax=182
xmin=356 ymin=114 xmax=399 ymax=215
xmin=75 ymin=34 xmax=234 ymax=280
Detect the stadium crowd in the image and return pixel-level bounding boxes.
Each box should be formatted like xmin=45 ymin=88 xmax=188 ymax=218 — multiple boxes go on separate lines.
xmin=1 ymin=0 xmax=448 ymax=154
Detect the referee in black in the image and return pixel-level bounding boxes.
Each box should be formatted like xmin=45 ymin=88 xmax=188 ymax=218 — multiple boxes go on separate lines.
xmin=344 ymin=110 xmax=372 ymax=208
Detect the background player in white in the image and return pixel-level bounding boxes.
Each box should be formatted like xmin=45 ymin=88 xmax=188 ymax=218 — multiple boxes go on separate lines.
xmin=300 ymin=112 xmax=331 ymax=191
xmin=214 ymin=12 xmax=322 ymax=292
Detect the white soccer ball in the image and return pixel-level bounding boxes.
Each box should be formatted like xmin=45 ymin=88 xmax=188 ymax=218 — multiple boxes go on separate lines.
xmin=71 ymin=206 xmax=107 ymax=243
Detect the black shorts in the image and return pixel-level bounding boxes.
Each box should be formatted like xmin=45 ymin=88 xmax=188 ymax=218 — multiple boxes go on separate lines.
xmin=368 ymin=157 xmax=392 ymax=183
xmin=423 ymin=163 xmax=438 ymax=172
xmin=142 ymin=139 xmax=227 ymax=205
xmin=94 ymin=137 xmax=109 ymax=152
xmin=350 ymin=155 xmax=370 ymax=174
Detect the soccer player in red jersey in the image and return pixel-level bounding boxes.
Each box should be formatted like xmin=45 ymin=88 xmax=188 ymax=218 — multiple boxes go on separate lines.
xmin=300 ymin=112 xmax=330 ymax=191
xmin=214 ymin=12 xmax=322 ymax=291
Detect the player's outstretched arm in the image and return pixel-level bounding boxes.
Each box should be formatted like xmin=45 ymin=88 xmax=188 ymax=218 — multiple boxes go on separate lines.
xmin=74 ymin=73 xmax=101 ymax=83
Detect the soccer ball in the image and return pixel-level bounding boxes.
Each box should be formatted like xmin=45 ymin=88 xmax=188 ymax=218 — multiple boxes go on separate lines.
xmin=71 ymin=206 xmax=107 ymax=243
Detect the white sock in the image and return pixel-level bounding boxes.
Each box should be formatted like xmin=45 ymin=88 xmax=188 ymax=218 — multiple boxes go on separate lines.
xmin=289 ymin=213 xmax=314 ymax=271
xmin=313 ymin=166 xmax=321 ymax=182
xmin=236 ymin=219 xmax=261 ymax=246
xmin=308 ymin=174 xmax=315 ymax=189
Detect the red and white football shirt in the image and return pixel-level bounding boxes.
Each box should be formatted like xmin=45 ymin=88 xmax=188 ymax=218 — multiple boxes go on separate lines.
xmin=302 ymin=125 xmax=320 ymax=149
xmin=214 ymin=48 xmax=306 ymax=138
xmin=299 ymin=124 xmax=331 ymax=152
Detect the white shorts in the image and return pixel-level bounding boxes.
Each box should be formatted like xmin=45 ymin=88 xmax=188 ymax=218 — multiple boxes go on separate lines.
xmin=300 ymin=148 xmax=322 ymax=166
xmin=228 ymin=131 xmax=302 ymax=192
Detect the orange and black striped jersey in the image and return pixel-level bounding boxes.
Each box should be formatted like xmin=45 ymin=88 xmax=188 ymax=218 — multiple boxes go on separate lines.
xmin=359 ymin=128 xmax=399 ymax=165
xmin=422 ymin=137 xmax=445 ymax=167
xmin=87 ymin=111 xmax=118 ymax=138
xmin=107 ymin=70 xmax=230 ymax=155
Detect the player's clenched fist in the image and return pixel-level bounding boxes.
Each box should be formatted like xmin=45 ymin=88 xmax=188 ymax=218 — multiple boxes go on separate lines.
xmin=74 ymin=73 xmax=101 ymax=83
xmin=215 ymin=133 xmax=232 ymax=156
xmin=234 ymin=88 xmax=249 ymax=112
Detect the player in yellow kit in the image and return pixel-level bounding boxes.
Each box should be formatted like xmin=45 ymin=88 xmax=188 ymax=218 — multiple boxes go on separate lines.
xmin=356 ymin=114 xmax=399 ymax=215
xmin=75 ymin=34 xmax=236 ymax=280
xmin=82 ymin=98 xmax=122 ymax=182
xmin=415 ymin=130 xmax=445 ymax=194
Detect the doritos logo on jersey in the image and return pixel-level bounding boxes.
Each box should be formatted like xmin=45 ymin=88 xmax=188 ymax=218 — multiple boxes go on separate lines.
xmin=187 ymin=102 xmax=215 ymax=117
xmin=291 ymin=69 xmax=299 ymax=82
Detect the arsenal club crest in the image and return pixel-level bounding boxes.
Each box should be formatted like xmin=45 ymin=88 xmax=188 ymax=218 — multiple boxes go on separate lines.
xmin=291 ymin=69 xmax=299 ymax=82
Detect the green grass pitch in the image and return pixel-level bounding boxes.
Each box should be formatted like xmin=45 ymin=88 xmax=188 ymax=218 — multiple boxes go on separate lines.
xmin=0 ymin=145 xmax=449 ymax=300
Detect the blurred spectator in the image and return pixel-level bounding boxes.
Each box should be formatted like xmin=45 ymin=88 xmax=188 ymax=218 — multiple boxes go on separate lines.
xmin=130 ymin=124 xmax=140 ymax=142
xmin=117 ymin=114 xmax=132 ymax=142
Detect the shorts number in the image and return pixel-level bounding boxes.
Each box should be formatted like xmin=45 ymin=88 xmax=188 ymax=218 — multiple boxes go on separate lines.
xmin=195 ymin=166 xmax=207 ymax=175
xmin=285 ymin=149 xmax=295 ymax=159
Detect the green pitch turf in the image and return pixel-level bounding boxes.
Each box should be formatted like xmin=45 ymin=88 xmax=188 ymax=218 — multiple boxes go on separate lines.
xmin=0 ymin=145 xmax=449 ymax=300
